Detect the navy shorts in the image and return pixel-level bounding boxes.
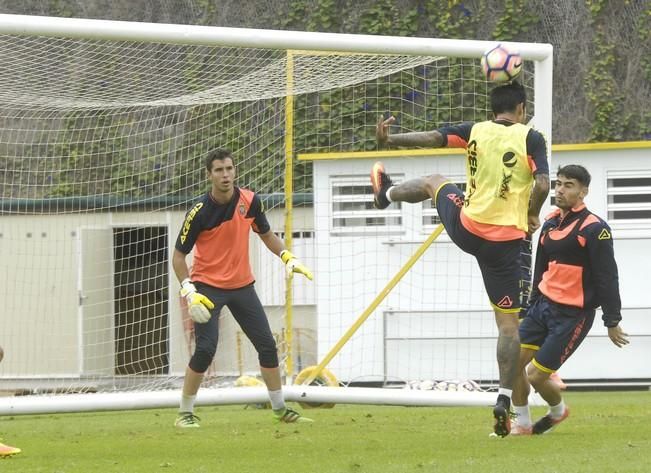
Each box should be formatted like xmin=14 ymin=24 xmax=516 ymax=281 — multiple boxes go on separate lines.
xmin=435 ymin=182 xmax=522 ymax=313
xmin=519 ymin=296 xmax=595 ymax=372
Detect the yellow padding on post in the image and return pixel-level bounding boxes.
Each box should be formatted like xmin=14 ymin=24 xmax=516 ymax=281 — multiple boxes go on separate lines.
xmin=294 ymin=366 xmax=339 ymax=409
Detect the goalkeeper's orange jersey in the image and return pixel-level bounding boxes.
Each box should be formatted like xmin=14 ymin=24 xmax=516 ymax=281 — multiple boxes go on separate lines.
xmin=174 ymin=187 xmax=270 ymax=289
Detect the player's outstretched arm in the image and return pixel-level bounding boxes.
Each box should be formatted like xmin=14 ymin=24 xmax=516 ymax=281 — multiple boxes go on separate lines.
xmin=376 ymin=115 xmax=444 ymax=149
xmin=258 ymin=230 xmax=313 ymax=280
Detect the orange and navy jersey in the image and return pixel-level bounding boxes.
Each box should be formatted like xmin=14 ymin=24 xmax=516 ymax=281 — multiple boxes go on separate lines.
xmin=530 ymin=205 xmax=622 ymax=327
xmin=174 ymin=187 xmax=271 ymax=290
xmin=438 ymin=120 xmax=548 ymax=240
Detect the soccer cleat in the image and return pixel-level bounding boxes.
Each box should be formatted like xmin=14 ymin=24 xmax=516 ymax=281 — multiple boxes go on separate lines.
xmin=532 ymin=406 xmax=570 ymax=435
xmin=0 ymin=441 xmax=21 ymax=457
xmin=370 ymin=161 xmax=393 ymax=209
xmin=273 ymin=407 xmax=313 ymax=424
xmin=175 ymin=412 xmax=201 ymax=428
xmin=492 ymin=402 xmax=512 ymax=438
xmin=510 ymin=423 xmax=533 ymax=436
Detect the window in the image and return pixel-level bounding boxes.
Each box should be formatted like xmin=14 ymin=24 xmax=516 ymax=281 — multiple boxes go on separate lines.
xmin=607 ymin=171 xmax=651 ymax=223
xmin=330 ymin=175 xmax=402 ymax=235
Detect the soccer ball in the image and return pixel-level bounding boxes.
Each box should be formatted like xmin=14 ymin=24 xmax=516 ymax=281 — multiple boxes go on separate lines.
xmin=480 ymin=44 xmax=522 ymax=83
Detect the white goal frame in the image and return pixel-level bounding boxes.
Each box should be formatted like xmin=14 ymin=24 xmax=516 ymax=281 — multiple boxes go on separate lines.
xmin=0 ymin=14 xmax=552 ymax=414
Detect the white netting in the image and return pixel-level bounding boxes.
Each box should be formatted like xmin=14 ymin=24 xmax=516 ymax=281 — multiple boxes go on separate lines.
xmin=0 ymin=36 xmax=440 ymax=108
xmin=0 ymin=21 xmax=543 ymax=406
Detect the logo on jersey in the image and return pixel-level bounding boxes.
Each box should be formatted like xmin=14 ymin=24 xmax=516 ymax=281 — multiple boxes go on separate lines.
xmin=502 ymin=151 xmax=517 ymax=168
xmin=465 ymin=140 xmax=478 ymax=204
xmin=598 ymin=229 xmax=611 ymax=240
xmin=180 ymin=202 xmax=203 ymax=244
xmin=498 ymin=171 xmax=513 ymax=200
xmin=446 ymin=193 xmax=464 ymax=208
xmin=497 ymin=296 xmax=513 ymax=308
xmin=238 ymin=203 xmax=246 ymax=216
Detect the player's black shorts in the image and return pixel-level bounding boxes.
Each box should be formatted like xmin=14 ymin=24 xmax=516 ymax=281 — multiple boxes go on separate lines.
xmin=434 ymin=182 xmax=522 ymax=313
xmin=519 ymin=295 xmax=595 ymax=372
xmin=193 ymin=282 xmax=278 ymax=368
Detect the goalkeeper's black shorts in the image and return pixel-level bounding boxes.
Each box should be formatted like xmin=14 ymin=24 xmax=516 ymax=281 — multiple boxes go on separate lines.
xmin=434 ymin=182 xmax=522 ymax=314
xmin=191 ymin=282 xmax=279 ymax=368
xmin=519 ymin=295 xmax=595 ymax=372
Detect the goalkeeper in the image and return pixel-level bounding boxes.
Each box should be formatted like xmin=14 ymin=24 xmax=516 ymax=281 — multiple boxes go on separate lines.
xmin=511 ymin=165 xmax=629 ymax=435
xmin=172 ymin=148 xmax=313 ymax=427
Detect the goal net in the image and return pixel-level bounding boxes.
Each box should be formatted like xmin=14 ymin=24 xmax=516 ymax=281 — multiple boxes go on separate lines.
xmin=0 ymin=15 xmax=551 ymax=413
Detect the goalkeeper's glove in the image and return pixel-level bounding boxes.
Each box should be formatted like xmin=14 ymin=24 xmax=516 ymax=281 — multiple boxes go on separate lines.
xmin=280 ymin=250 xmax=313 ymax=280
xmin=180 ymin=278 xmax=215 ymax=324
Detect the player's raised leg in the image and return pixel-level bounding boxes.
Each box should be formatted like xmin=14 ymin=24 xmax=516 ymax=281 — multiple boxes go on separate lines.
xmin=371 ymin=162 xmax=446 ymax=209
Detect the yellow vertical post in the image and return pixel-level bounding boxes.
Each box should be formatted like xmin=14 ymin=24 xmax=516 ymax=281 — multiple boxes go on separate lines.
xmin=284 ymin=50 xmax=295 ymax=383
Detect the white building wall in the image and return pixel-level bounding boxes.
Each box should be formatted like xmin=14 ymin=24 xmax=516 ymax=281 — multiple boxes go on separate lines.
xmin=312 ymin=144 xmax=651 ymax=383
xmin=1 ymin=145 xmax=649 ymax=385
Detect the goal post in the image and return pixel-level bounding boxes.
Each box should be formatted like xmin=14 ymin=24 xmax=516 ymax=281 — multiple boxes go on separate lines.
xmin=0 ymin=13 xmax=552 ymax=414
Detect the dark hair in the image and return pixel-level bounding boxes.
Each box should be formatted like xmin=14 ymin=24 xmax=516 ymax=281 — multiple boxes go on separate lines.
xmin=205 ymin=148 xmax=233 ymax=171
xmin=490 ymin=81 xmax=527 ymax=115
xmin=557 ymin=164 xmax=591 ymax=187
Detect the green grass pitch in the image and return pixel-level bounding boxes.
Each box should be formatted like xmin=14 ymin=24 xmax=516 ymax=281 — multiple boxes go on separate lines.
xmin=1 ymin=391 xmax=649 ymax=473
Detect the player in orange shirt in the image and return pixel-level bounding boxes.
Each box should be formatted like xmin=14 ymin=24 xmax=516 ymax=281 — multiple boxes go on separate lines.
xmin=0 ymin=345 xmax=21 ymax=457
xmin=511 ymin=165 xmax=629 ymax=435
xmin=172 ymin=149 xmax=313 ymax=427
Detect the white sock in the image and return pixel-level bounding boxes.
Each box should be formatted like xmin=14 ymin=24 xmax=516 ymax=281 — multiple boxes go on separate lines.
xmin=549 ymin=399 xmax=565 ymax=419
xmin=386 ymin=185 xmax=395 ymax=202
xmin=513 ymin=404 xmax=531 ymax=426
xmin=498 ymin=388 xmax=513 ymax=399
xmin=179 ymin=394 xmax=196 ymax=413
xmin=268 ymin=389 xmax=285 ymax=411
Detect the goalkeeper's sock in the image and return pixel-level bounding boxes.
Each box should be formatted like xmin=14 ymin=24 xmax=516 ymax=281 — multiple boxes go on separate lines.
xmin=180 ymin=394 xmax=196 ymax=414
xmin=268 ymin=389 xmax=285 ymax=411
xmin=513 ymin=404 xmax=531 ymax=427
xmin=549 ymin=399 xmax=566 ymax=419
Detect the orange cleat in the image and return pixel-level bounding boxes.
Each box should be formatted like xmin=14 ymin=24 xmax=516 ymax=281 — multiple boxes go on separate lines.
xmin=370 ymin=162 xmax=393 ymax=209
xmin=0 ymin=441 xmax=21 ymax=457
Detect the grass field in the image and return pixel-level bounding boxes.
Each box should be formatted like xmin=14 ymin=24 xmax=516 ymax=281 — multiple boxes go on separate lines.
xmin=1 ymin=391 xmax=649 ymax=473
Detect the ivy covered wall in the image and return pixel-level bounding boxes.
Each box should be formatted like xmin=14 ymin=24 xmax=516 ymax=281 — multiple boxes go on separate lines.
xmin=3 ymin=0 xmax=646 ymax=143
xmin=0 ymin=0 xmax=649 ymax=199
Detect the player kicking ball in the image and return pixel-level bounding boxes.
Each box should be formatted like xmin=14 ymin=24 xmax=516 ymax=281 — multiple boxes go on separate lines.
xmin=373 ymin=81 xmax=550 ymax=437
